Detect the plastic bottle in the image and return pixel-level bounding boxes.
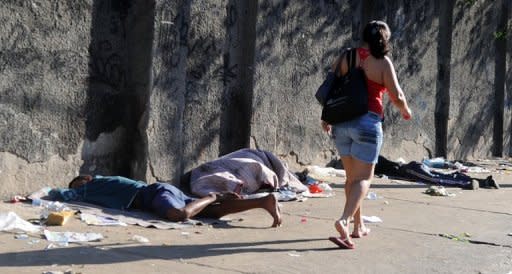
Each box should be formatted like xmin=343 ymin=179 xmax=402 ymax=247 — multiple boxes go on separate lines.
xmin=31 ymin=199 xmax=51 ymax=219
xmin=31 ymin=198 xmax=45 ymax=207
xmin=423 ymin=157 xmax=447 ymax=168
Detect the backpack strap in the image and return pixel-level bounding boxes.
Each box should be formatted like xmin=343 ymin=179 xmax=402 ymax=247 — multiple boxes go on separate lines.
xmin=346 ymin=48 xmax=357 ymax=70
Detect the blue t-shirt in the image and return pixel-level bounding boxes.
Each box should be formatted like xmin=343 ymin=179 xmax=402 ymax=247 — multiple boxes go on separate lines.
xmin=49 ymin=175 xmax=146 ymax=210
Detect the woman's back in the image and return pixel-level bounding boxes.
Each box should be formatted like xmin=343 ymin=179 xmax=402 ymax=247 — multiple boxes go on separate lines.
xmin=338 ymin=47 xmax=386 ymax=86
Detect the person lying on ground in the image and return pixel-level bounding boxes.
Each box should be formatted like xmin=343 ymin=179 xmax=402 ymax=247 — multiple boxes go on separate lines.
xmin=48 ymin=175 xmax=282 ymax=227
xmin=184 ymin=148 xmax=308 ymax=197
xmin=374 ymin=156 xmax=499 ymax=190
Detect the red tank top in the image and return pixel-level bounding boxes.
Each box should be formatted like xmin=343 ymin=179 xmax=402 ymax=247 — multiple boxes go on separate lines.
xmin=357 ymin=48 xmax=387 ymax=117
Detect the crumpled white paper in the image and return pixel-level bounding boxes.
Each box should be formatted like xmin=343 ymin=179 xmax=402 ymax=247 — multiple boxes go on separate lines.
xmin=80 ymin=213 xmax=127 ymax=226
xmin=362 ymin=215 xmax=383 ymax=223
xmin=0 ymin=211 xmax=41 ymax=233
xmin=44 ymin=229 xmax=103 ymax=243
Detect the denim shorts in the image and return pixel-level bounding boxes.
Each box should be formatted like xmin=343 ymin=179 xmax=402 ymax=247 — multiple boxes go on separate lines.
xmin=331 ymin=112 xmax=383 ymax=164
xmin=138 ymin=183 xmax=196 ymax=218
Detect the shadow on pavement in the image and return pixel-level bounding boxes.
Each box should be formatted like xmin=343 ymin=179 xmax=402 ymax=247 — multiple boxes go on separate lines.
xmin=0 ymin=238 xmax=340 ymax=266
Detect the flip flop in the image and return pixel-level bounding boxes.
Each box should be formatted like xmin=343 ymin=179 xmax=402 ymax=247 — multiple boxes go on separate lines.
xmin=351 ymin=228 xmax=371 ymax=238
xmin=328 ymin=236 xmax=355 ymax=249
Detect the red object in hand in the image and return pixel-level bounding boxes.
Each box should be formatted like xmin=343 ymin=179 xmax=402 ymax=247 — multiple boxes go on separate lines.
xmin=308 ymin=184 xmax=323 ymax=193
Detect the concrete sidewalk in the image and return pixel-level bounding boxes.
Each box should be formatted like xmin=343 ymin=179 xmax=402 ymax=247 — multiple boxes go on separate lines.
xmin=0 ymin=176 xmax=511 ymax=274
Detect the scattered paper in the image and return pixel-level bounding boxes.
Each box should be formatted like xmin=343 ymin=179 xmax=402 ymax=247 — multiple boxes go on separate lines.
xmin=44 ymin=229 xmax=103 ymax=243
xmin=362 ymin=216 xmax=382 ymax=223
xmin=0 ymin=211 xmax=41 ymax=233
xmin=80 ymin=213 xmax=127 ymax=226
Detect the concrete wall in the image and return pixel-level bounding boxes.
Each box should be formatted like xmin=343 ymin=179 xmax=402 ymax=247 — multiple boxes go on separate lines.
xmin=449 ymin=0 xmax=496 ymax=159
xmin=252 ymin=1 xmax=355 ymax=167
xmin=0 ymin=0 xmax=510 ymax=197
xmin=0 ymin=1 xmax=91 ymax=197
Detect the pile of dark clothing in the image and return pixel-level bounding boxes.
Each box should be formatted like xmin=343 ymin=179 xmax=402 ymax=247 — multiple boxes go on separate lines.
xmin=374 ymin=156 xmax=499 ymax=190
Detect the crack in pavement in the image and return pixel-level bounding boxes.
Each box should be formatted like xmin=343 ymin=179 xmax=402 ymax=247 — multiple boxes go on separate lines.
xmin=384 ymin=197 xmax=512 ymax=216
xmin=378 ymin=226 xmax=512 ymax=249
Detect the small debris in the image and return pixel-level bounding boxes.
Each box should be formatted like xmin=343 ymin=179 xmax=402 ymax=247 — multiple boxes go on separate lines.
xmin=424 ymin=186 xmax=455 ymax=197
xmin=14 ymin=233 xmax=29 ymax=240
xmin=439 ymin=233 xmax=471 ymax=243
xmin=366 ymin=192 xmax=378 ymax=200
xmin=131 ymin=235 xmax=149 ymax=243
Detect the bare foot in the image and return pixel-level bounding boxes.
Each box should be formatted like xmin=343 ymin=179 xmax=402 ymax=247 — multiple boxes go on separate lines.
xmin=216 ymin=192 xmax=242 ymax=201
xmin=334 ymin=219 xmax=354 ymax=245
xmin=351 ymin=217 xmax=370 ymax=238
xmin=351 ymin=226 xmax=371 ymax=238
xmin=262 ymin=194 xmax=282 ymax=227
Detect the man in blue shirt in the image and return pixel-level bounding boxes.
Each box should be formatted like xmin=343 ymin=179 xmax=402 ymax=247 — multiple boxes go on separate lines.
xmin=50 ymin=175 xmax=281 ymax=227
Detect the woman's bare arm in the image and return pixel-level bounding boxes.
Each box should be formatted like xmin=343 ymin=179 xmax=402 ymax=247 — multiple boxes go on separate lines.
xmin=382 ymin=56 xmax=412 ymax=120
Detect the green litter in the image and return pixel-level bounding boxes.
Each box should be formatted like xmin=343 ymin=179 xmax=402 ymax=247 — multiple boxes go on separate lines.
xmin=439 ymin=233 xmax=472 ymax=243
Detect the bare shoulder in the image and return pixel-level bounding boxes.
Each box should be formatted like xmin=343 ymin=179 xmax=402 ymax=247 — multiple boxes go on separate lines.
xmin=382 ymin=56 xmax=396 ymax=70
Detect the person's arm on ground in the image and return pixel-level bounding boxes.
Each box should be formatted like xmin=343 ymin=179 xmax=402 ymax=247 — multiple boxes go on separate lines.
xmin=382 ymin=56 xmax=412 ymax=120
xmin=48 ymin=188 xmax=78 ymax=201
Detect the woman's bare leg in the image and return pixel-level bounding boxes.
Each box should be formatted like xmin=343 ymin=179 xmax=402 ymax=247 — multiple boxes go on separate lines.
xmin=342 ymin=156 xmax=355 ymax=233
xmin=335 ymin=156 xmax=375 ymax=244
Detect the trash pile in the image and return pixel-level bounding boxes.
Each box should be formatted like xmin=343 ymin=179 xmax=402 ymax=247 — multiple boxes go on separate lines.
xmin=422 ymin=157 xmax=491 ymax=173
xmin=294 ymin=165 xmax=344 ymax=199
xmin=1 ymin=187 xmax=133 ymax=249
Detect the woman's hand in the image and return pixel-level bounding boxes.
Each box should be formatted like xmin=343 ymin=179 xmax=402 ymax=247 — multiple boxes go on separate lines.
xmin=401 ymin=107 xmax=412 ymax=120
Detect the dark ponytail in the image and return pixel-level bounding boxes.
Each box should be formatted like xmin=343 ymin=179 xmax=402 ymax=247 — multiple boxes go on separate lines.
xmin=363 ymin=21 xmax=391 ymax=59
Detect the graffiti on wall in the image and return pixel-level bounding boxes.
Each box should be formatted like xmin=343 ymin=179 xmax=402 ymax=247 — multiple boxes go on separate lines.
xmin=88 ymin=40 xmax=126 ymax=93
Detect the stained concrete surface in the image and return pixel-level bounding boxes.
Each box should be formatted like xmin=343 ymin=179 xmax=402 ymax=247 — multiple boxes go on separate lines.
xmin=0 ymin=167 xmax=511 ymax=274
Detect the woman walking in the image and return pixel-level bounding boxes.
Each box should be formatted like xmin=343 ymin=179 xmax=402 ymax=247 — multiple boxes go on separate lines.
xmin=322 ymin=20 xmax=412 ymax=249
